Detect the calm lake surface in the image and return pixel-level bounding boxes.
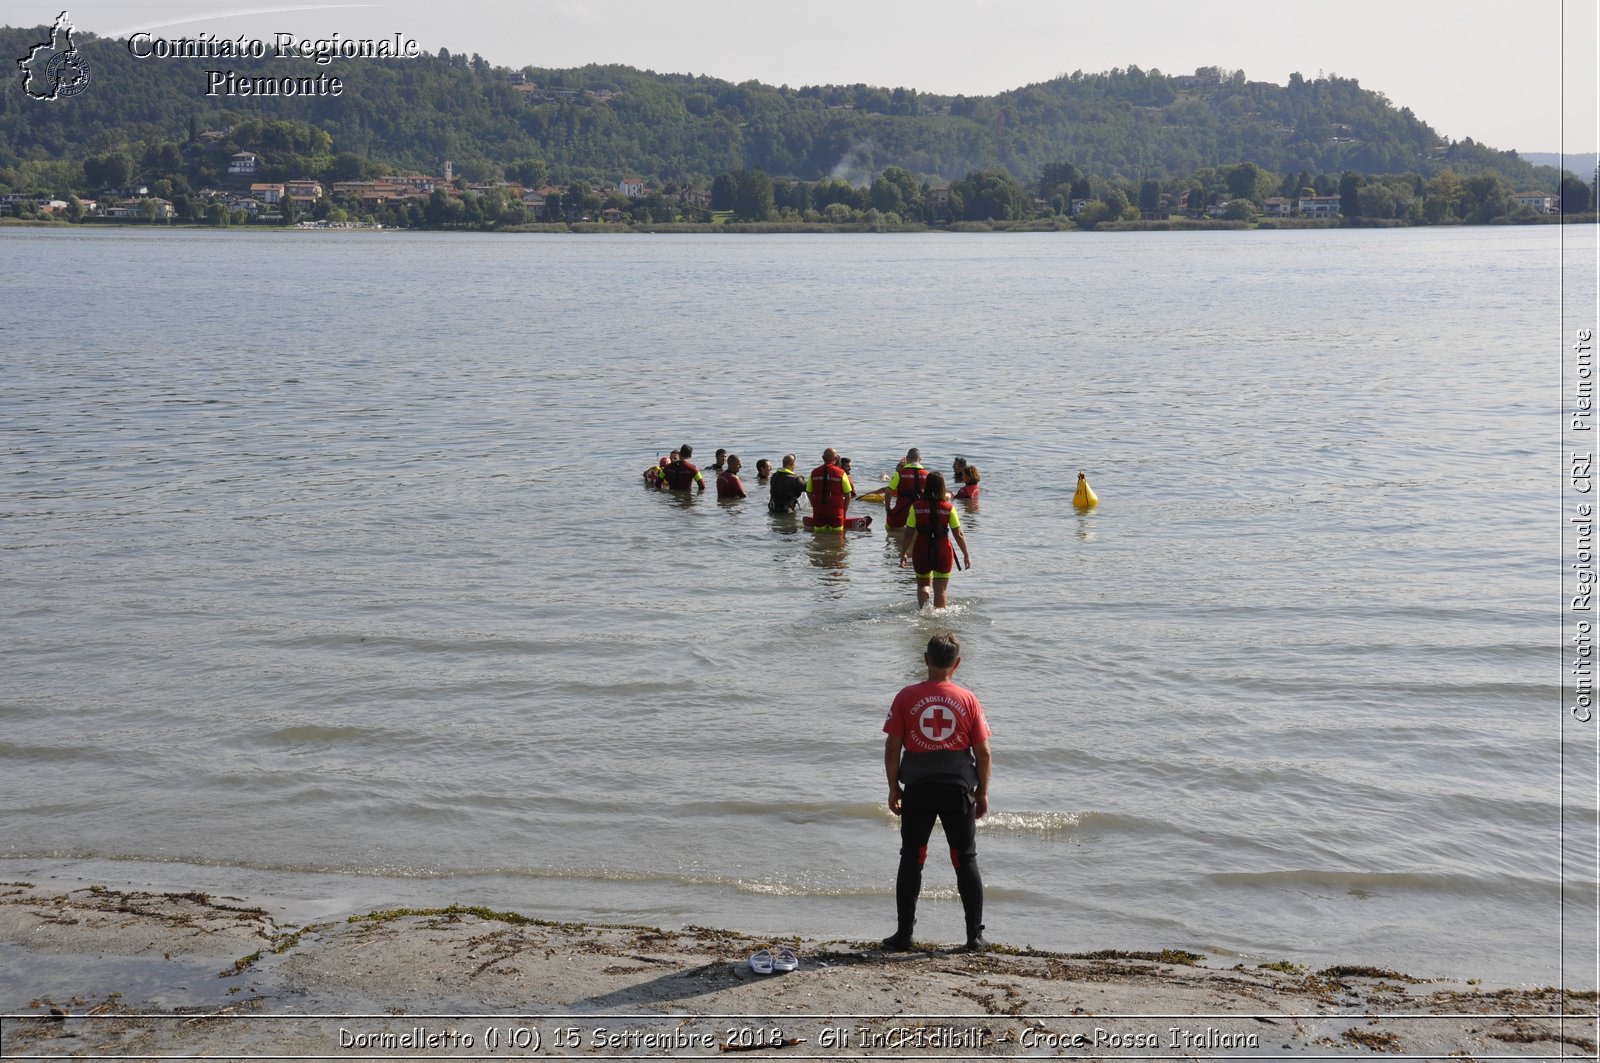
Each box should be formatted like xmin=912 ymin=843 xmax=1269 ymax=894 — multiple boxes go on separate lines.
xmin=1 ymin=223 xmax=1593 ymax=990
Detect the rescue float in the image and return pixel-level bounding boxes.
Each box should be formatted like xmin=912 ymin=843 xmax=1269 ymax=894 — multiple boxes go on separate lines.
xmin=802 ymin=514 xmax=874 ymax=531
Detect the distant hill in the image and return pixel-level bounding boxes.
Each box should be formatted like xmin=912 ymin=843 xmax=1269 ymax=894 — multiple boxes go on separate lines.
xmin=0 ymin=23 xmax=1564 ymax=192
xmin=1521 ymin=152 xmax=1598 ymax=178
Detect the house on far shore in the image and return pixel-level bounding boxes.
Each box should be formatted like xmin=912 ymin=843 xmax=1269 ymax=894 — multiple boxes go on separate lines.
xmin=1300 ymin=194 xmax=1342 ymax=219
xmin=1513 ymin=191 xmax=1555 ymax=214
xmin=1263 ymin=196 xmax=1294 ymax=217
xmin=250 ymin=183 xmax=285 ymax=204
xmin=229 ymin=152 xmax=258 ymax=176
xmin=284 ymin=180 xmax=322 ymax=213
xmin=102 ymin=199 xmax=174 ymax=220
xmin=619 ymin=176 xmax=646 ymax=199
xmin=330 ymin=181 xmax=413 ymax=210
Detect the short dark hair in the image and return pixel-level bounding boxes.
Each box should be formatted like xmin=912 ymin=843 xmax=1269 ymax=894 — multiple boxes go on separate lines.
xmin=926 ymin=632 xmax=960 ymax=669
xmin=680 ymin=444 xmax=693 ymax=459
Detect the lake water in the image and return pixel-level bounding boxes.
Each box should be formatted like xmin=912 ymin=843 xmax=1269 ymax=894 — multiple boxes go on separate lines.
xmin=1 ymin=223 xmax=1594 ymax=991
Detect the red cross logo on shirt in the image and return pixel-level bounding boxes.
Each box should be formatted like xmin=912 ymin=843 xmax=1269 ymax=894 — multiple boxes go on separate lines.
xmin=917 ymin=704 xmax=958 ymax=745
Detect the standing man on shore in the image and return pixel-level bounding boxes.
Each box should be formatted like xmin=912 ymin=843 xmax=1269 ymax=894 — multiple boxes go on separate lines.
xmin=881 ymin=633 xmax=991 ymax=952
xmin=805 ymin=447 xmax=854 ymax=529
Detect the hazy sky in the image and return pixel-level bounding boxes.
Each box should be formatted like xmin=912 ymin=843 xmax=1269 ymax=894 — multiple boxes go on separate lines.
xmin=50 ymin=0 xmax=1600 ymax=155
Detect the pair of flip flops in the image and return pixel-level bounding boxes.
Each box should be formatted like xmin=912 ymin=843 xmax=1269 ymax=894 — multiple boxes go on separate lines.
xmin=749 ymin=946 xmax=799 ymax=974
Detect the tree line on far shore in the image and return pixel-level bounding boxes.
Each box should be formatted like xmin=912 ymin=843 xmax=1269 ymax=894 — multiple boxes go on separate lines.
xmin=1 ymin=22 xmax=1592 ymax=231
xmin=7 ymin=136 xmax=1592 ymax=231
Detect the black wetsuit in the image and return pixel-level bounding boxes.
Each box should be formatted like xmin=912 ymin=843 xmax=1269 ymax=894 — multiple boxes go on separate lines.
xmin=767 ymin=468 xmax=806 ymax=513
xmin=896 ymin=780 xmax=982 ymax=944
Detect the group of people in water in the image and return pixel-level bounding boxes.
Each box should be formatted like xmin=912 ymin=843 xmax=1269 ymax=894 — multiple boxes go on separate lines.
xmin=644 ymin=444 xmax=980 ymax=609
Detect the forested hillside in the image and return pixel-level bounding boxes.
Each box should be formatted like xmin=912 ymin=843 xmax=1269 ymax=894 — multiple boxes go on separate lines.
xmin=0 ymin=21 xmax=1557 ymax=193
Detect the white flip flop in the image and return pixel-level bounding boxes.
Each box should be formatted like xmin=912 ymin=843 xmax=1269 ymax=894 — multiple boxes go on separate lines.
xmin=749 ymin=948 xmax=774 ymax=975
xmin=773 ymin=947 xmax=799 ymax=972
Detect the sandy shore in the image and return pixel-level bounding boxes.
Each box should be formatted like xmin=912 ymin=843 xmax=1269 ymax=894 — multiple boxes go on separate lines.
xmin=1 ymin=879 xmax=1594 ymax=1060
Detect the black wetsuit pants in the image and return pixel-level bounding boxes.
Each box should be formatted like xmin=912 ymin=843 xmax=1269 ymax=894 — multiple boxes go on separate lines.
xmin=895 ymin=783 xmax=983 ymax=939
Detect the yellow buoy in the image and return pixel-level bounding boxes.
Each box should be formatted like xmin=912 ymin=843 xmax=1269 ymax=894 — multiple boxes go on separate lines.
xmin=1073 ymin=470 xmax=1099 ymax=510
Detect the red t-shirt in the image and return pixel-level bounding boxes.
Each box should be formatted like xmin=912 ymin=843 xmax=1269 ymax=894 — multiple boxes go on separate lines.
xmin=716 ymin=471 xmax=746 ymax=498
xmin=883 ymin=679 xmax=990 ymax=754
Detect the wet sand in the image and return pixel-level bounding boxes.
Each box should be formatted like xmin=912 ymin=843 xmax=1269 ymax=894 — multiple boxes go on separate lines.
xmin=2 ymin=879 xmax=1594 ymax=1059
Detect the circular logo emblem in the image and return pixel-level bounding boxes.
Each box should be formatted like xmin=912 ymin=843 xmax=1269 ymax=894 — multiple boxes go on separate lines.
xmin=915 ymin=703 xmax=960 ymax=745
xmin=46 ymin=50 xmax=90 ymax=97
